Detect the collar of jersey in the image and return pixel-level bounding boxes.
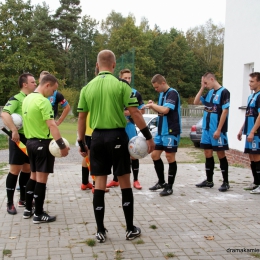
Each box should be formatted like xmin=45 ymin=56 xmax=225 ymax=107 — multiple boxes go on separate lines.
xmin=20 ymin=91 xmax=27 ymax=97
xmin=98 ymin=71 xmax=112 ymax=75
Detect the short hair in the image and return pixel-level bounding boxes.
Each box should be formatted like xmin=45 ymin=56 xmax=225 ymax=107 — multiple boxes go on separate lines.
xmin=151 ymin=74 xmax=167 ymax=84
xmin=203 ymin=72 xmax=216 ymax=80
xmin=39 ymin=74 xmax=58 ymax=86
xmin=39 ymin=71 xmax=51 ymax=83
xmin=119 ymin=69 xmax=131 ymax=78
xmin=40 ymin=71 xmax=50 ymax=77
xmin=18 ymin=73 xmax=34 ymax=89
xmin=97 ymin=50 xmax=116 ymax=68
xmin=250 ymin=72 xmax=260 ymax=82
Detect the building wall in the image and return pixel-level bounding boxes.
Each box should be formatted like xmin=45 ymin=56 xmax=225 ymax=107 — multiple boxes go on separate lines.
xmin=223 ymin=0 xmax=260 ymax=166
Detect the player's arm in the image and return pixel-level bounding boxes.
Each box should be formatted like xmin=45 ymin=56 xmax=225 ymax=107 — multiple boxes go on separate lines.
xmin=46 ymin=119 xmax=69 ymax=157
xmin=77 ymin=111 xmax=88 ymax=156
xmin=247 ymin=113 xmax=260 ymax=143
xmin=56 ymin=103 xmax=70 ymax=126
xmin=237 ymin=122 xmax=245 ymax=141
xmin=127 ymin=106 xmax=155 ymax=154
xmin=213 ymin=108 xmax=229 ymax=139
xmin=145 ymin=102 xmax=170 ymax=115
xmin=194 ymin=77 xmax=206 ymax=105
xmin=1 ymin=112 xmax=20 ymax=142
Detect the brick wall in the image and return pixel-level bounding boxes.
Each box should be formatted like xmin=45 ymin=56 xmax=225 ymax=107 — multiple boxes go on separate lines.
xmin=225 ymin=149 xmax=250 ymax=168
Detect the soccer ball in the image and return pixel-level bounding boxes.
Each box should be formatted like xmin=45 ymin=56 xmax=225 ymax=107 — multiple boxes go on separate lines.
xmin=49 ymin=138 xmax=70 ymax=157
xmin=128 ymin=136 xmax=148 ymax=159
xmin=11 ymin=113 xmax=23 ymax=130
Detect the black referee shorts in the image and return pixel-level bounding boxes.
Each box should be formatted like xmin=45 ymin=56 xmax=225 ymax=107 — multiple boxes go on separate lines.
xmin=85 ymin=135 xmax=92 ymax=149
xmin=9 ymin=134 xmax=30 ymax=165
xmin=90 ymin=128 xmax=131 ymax=176
xmin=26 ymin=139 xmax=55 ymax=173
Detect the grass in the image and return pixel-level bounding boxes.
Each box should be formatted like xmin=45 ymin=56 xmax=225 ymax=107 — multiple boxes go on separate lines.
xmin=81 ymin=238 xmax=96 ymax=247
xmin=57 ymin=120 xmax=197 ymax=147
xmin=0 ymin=134 xmax=8 ymax=150
xmin=58 ymin=118 xmax=78 ymax=145
xmin=165 ymin=252 xmax=176 ymax=258
xmin=250 ymin=252 xmax=260 ymax=258
xmin=3 ymin=249 xmax=12 ymax=256
xmin=133 ymin=239 xmax=144 ymax=244
xmin=149 ymin=224 xmax=157 ymax=229
xmin=179 ymin=137 xmax=194 ymax=148
xmin=0 ymin=163 xmax=8 ymax=177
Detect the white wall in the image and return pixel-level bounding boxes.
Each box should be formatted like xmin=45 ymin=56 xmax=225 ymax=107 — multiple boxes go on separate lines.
xmin=223 ymin=0 xmax=260 ymax=151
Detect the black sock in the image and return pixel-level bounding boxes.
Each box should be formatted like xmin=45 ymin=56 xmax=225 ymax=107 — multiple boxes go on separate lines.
xmin=205 ymin=157 xmax=214 ymax=182
xmin=122 ymin=188 xmax=134 ymax=231
xmin=220 ymin=156 xmax=229 ymax=183
xmin=82 ymin=166 xmax=89 ymax=185
xmin=34 ymin=182 xmax=46 ymax=216
xmin=251 ymin=161 xmax=260 ymax=185
xmin=168 ymin=161 xmax=177 ymax=188
xmin=25 ymin=179 xmax=36 ymax=210
xmin=19 ymin=171 xmax=30 ymax=201
xmin=93 ymin=189 xmax=105 ymax=232
xmin=132 ymin=159 xmax=139 ymax=181
xmin=153 ymin=158 xmax=165 ymax=184
xmin=255 ymin=161 xmax=260 ymax=185
xmin=113 ymin=175 xmax=118 ymax=182
xmin=6 ymin=173 xmax=18 ymax=204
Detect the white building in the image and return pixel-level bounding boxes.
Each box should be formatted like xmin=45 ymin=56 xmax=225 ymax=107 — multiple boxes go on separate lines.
xmin=223 ymin=0 xmax=260 ymax=164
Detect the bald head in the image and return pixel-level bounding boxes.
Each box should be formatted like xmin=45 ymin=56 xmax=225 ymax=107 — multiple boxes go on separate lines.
xmin=97 ymin=50 xmax=116 ymax=72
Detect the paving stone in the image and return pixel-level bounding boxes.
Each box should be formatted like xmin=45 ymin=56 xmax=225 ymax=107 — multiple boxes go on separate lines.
xmin=0 ymin=147 xmax=260 ymax=259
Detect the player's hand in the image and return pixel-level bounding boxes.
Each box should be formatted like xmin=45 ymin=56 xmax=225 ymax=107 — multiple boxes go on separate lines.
xmin=247 ymin=132 xmax=254 ymax=143
xmin=124 ymin=110 xmax=130 ymax=116
xmin=60 ymin=146 xmax=70 ymax=157
xmin=78 ymin=145 xmax=88 ymax=158
xmin=55 ymin=120 xmax=61 ymax=126
xmin=11 ymin=130 xmax=20 ymax=143
xmin=213 ymin=129 xmax=221 ymax=139
xmin=237 ymin=131 xmax=242 ymax=141
xmin=200 ymin=76 xmax=207 ymax=89
xmin=148 ymin=100 xmax=154 ymax=104
xmin=146 ymin=138 xmax=155 ymax=154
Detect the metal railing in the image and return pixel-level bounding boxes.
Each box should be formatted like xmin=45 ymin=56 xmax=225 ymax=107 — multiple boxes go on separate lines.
xmin=144 ymin=107 xmax=204 ymax=117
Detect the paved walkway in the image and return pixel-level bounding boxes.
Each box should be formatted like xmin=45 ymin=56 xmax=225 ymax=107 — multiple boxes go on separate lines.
xmin=0 ymin=147 xmax=259 ymax=260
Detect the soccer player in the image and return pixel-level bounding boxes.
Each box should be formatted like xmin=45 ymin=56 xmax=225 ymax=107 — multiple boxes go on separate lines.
xmin=2 ymin=73 xmax=37 ymax=214
xmin=194 ymin=72 xmax=230 ymax=192
xmin=77 ymin=50 xmax=155 ymax=243
xmin=145 ymin=74 xmax=181 ymax=196
xmin=237 ymin=72 xmax=260 ymax=193
xmin=80 ymin=113 xmax=93 ymax=191
xmin=107 ymin=69 xmax=145 ymax=190
xmin=22 ymin=74 xmax=69 ymax=223
xmin=39 ymin=71 xmax=70 ymax=126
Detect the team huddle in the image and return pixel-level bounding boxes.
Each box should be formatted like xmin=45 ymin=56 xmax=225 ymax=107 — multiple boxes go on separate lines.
xmin=2 ymin=49 xmax=260 ymax=243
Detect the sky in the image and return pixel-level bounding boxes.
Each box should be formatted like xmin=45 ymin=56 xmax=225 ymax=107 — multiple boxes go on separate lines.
xmin=29 ymin=0 xmax=226 ymax=32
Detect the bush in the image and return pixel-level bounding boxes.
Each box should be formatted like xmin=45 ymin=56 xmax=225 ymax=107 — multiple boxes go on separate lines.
xmin=72 ymin=92 xmax=80 ymax=117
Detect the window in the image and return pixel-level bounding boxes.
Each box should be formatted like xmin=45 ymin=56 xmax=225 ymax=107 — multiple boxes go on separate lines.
xmin=241 ymin=63 xmax=254 ymax=108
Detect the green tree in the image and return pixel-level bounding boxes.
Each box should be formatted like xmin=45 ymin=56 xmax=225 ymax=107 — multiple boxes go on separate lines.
xmin=107 ymin=16 xmax=155 ymax=100
xmin=186 ymin=19 xmax=224 ymax=82
xmin=0 ymin=0 xmax=51 ymax=104
xmin=53 ymin=0 xmax=82 ymax=80
xmin=68 ymin=15 xmax=99 ymax=88
xmin=162 ymin=34 xmax=199 ymax=98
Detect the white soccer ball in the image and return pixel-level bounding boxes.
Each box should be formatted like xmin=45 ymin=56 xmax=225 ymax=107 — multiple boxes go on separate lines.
xmin=11 ymin=113 xmax=23 ymax=130
xmin=128 ymin=136 xmax=148 ymax=159
xmin=49 ymin=138 xmax=70 ymax=157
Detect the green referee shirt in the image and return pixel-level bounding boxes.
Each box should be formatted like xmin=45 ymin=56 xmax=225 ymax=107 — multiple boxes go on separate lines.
xmin=77 ymin=71 xmax=139 ymax=129
xmin=3 ymin=91 xmax=27 ymax=134
xmin=22 ymin=92 xmax=54 ymax=139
